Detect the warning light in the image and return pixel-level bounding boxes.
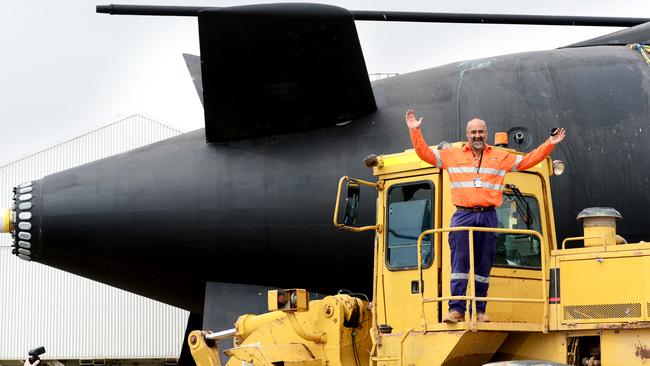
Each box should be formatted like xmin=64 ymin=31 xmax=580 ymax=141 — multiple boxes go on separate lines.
xmin=494 ymin=132 xmax=508 ymax=147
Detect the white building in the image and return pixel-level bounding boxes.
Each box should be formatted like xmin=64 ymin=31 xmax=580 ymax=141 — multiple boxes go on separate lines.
xmin=0 ymin=114 xmax=190 ymax=365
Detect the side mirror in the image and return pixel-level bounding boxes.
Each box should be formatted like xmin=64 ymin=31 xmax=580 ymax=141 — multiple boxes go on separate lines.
xmin=333 ymin=176 xmax=381 ymax=232
xmin=343 ymin=182 xmax=360 ymax=225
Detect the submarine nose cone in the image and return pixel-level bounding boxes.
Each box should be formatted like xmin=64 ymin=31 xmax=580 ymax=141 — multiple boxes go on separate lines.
xmin=10 ymin=181 xmax=40 ymax=262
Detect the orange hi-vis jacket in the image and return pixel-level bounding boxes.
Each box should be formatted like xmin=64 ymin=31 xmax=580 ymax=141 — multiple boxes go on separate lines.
xmin=409 ymin=128 xmax=555 ymax=208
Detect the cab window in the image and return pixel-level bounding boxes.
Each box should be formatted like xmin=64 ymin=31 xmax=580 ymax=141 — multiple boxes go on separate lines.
xmin=386 ymin=182 xmax=434 ymax=269
xmin=494 ymin=193 xmax=542 ymax=269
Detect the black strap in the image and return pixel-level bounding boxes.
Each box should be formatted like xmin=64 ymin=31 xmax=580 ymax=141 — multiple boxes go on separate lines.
xmin=473 ymin=149 xmax=483 ymax=175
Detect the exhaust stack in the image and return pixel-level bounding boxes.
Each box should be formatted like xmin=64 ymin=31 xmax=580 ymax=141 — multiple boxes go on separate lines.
xmin=576 ymin=207 xmax=622 ymax=246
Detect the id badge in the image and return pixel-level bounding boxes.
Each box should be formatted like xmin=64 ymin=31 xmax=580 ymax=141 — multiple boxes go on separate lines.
xmin=474 ymin=177 xmax=482 ymax=188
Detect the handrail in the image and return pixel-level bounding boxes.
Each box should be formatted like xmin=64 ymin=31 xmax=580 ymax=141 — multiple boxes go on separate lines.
xmin=561 ymin=235 xmax=605 ymax=249
xmin=416 ymin=226 xmax=548 ymax=333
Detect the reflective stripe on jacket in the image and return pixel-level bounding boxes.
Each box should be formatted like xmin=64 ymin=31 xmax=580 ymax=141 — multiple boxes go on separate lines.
xmin=409 ymin=128 xmax=555 ymax=207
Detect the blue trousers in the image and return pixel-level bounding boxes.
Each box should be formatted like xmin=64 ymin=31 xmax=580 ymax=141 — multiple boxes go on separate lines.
xmin=448 ymin=209 xmax=498 ymax=314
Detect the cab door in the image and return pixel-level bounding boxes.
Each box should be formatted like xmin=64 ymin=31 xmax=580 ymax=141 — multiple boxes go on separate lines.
xmin=377 ymin=174 xmax=441 ymax=331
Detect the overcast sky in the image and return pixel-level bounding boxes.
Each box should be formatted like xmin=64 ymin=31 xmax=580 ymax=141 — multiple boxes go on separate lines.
xmin=1 ymin=0 xmax=649 ymax=163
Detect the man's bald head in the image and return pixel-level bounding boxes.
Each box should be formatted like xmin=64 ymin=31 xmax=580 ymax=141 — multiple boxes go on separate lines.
xmin=466 ymin=118 xmax=487 ymax=132
xmin=466 ymin=118 xmax=488 ymax=152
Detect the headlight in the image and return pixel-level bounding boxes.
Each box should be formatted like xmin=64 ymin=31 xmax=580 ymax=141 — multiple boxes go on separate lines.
xmin=552 ymin=160 xmax=565 ymax=176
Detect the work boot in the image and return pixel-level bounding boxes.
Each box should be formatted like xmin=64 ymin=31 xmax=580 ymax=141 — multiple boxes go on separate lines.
xmin=477 ymin=313 xmax=490 ymax=322
xmin=443 ymin=310 xmax=464 ymax=323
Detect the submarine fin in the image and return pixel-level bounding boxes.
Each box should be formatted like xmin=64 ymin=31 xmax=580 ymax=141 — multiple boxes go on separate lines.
xmin=183 ymin=53 xmax=203 ymax=107
xmin=197 ymin=3 xmax=377 ymax=143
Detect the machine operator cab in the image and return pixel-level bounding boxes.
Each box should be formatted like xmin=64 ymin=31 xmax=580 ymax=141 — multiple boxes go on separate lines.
xmin=334 ymin=139 xmax=564 ymax=334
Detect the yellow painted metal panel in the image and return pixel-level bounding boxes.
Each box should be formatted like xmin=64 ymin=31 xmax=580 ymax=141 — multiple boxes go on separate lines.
xmin=601 ymin=329 xmax=650 ymax=365
xmin=377 ymin=331 xmax=507 ymax=366
xmin=493 ymin=332 xmax=566 ymax=363
xmin=381 ymin=269 xmax=437 ymax=330
xmin=560 ymin=255 xmax=646 ymax=323
xmin=225 ymin=343 xmax=320 ymax=364
xmin=375 ymin=150 xmax=438 ymax=176
xmin=553 ymin=243 xmax=650 ymax=256
xmin=488 ymin=276 xmax=544 ymax=323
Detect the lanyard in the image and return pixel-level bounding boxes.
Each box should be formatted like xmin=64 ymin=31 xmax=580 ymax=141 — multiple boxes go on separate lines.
xmin=473 ymin=150 xmax=483 ymax=175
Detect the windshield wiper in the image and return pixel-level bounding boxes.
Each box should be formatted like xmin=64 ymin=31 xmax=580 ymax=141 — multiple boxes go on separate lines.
xmin=504 ymin=184 xmax=536 ymax=229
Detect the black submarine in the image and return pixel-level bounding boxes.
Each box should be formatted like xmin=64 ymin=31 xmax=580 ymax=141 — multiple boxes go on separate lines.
xmin=3 ymin=2 xmax=650 ymax=362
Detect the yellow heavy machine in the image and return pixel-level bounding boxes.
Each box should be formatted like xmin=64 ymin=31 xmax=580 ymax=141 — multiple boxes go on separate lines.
xmin=188 ymin=140 xmax=650 ymax=366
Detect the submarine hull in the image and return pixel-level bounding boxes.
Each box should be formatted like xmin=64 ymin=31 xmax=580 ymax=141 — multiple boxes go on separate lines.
xmin=12 ymin=45 xmax=650 ymax=314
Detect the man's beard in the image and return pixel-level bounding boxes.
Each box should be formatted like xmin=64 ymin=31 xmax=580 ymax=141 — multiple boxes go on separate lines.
xmin=472 ymin=139 xmax=484 ymax=150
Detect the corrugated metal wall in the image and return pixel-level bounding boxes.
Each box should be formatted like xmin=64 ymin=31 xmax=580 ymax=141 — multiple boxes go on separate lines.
xmin=0 ymin=114 xmax=190 ymax=361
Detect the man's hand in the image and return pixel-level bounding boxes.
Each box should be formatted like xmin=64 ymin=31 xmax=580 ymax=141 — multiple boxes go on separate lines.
xmin=549 ymin=127 xmax=566 ymax=145
xmin=405 ymin=109 xmax=423 ymax=130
